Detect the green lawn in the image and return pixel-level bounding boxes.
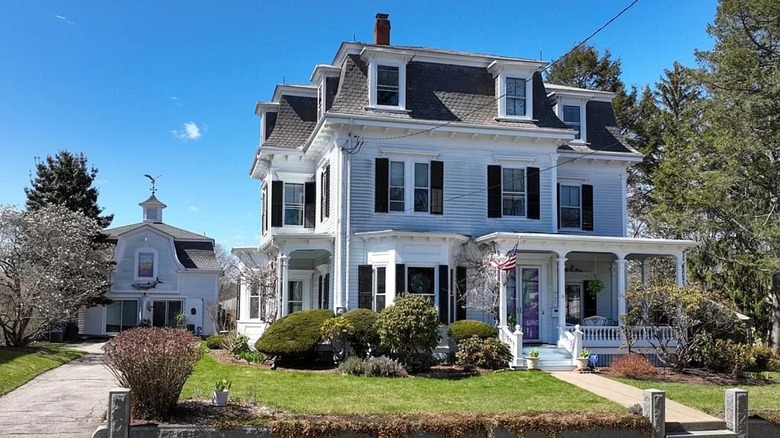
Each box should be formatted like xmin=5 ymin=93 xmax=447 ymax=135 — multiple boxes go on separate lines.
xmin=183 ymin=353 xmax=623 ymax=414
xmin=0 ymin=343 xmax=86 ymax=396
xmin=615 ymin=372 xmax=780 ymax=415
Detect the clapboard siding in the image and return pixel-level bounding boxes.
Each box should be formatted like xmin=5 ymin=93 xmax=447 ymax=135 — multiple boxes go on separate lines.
xmin=112 ymin=230 xmax=180 ymax=293
xmin=557 ymin=160 xmax=626 ymax=237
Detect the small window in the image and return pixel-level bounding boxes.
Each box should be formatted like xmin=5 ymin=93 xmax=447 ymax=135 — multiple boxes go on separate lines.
xmin=137 ymin=252 xmax=155 ymax=278
xmin=414 ymin=163 xmax=429 ymax=213
xmin=560 ymin=185 xmax=581 ymax=228
xmin=563 ymin=105 xmax=581 ymax=140
xmin=375 ymin=267 xmax=386 ymax=312
xmin=377 ymin=65 xmax=400 ymax=106
xmin=389 ymin=161 xmax=405 ymax=212
xmin=407 ymin=267 xmax=435 ymax=302
xmin=505 ymin=78 xmax=527 ymax=116
xmin=284 ymin=183 xmax=304 ymax=226
xmin=502 ymin=168 xmax=526 ymax=216
xmin=249 ymin=282 xmax=260 ymax=319
xmin=288 ymin=280 xmax=303 ymax=314
xmin=320 ymin=165 xmax=330 ymax=221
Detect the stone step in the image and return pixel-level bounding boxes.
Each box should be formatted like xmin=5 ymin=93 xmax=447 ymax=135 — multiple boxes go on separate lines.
xmin=667 ymin=421 xmax=728 ymax=432
xmin=666 ymin=430 xmax=737 ymax=438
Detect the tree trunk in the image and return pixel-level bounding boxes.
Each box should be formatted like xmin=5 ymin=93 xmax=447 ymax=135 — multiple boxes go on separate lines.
xmin=771 ymin=271 xmax=780 ymax=355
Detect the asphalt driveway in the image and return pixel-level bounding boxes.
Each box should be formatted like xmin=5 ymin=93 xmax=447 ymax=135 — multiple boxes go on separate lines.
xmin=0 ymin=342 xmax=116 ymax=437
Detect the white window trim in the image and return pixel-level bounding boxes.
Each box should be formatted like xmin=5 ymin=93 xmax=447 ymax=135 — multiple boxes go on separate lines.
xmin=283 ymin=182 xmax=305 ymax=227
xmin=387 ymin=158 xmax=434 ymax=215
xmin=373 ymin=265 xmax=387 ymax=312
xmin=287 ymin=271 xmax=311 ymax=313
xmin=134 ymin=248 xmax=159 ymax=281
xmin=501 ymin=166 xmax=527 ymax=218
xmin=556 ymin=98 xmax=587 ymax=143
xmin=517 ymin=265 xmax=543 ymax=340
xmin=559 ymin=183 xmax=583 ymax=230
xmin=488 ymin=67 xmax=534 ymax=120
xmin=361 ymin=49 xmax=413 ymax=112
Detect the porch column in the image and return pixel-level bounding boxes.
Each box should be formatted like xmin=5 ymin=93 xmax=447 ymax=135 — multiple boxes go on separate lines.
xmin=280 ymin=254 xmax=289 ymax=317
xmin=557 ymin=255 xmax=567 ymax=329
xmin=675 ymin=254 xmax=685 ymax=286
xmin=641 ymin=258 xmax=651 ymax=286
xmin=498 ymin=269 xmax=508 ymax=328
xmin=616 ymin=255 xmax=627 ymax=325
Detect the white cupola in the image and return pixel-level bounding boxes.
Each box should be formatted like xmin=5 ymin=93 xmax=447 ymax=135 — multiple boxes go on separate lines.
xmin=139 ymin=194 xmax=166 ymax=223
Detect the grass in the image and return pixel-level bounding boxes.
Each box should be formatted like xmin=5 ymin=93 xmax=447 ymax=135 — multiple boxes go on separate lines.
xmin=183 ymin=353 xmax=623 ymax=415
xmin=615 ymin=372 xmax=780 ymax=415
xmin=0 ymin=343 xmax=86 ymax=396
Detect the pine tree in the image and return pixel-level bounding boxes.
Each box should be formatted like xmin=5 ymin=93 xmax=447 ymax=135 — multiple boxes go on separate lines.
xmin=25 ymin=150 xmax=113 ymax=228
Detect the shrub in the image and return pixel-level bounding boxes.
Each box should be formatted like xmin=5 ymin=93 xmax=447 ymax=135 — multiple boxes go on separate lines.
xmin=698 ymin=336 xmax=753 ymax=378
xmin=236 ymin=350 xmax=265 ymax=363
xmin=455 ymin=335 xmax=512 ymax=370
xmin=376 ymin=295 xmax=440 ymax=372
xmin=103 ymin=327 xmax=201 ymax=420
xmin=255 ymin=309 xmax=334 ymax=363
xmin=610 ymin=354 xmax=658 ymax=379
xmin=748 ymin=344 xmax=774 ymax=371
xmin=447 ymin=320 xmax=498 ymax=342
xmin=341 ymin=309 xmax=381 ymax=357
xmin=229 ymin=334 xmax=251 ymax=357
xmin=768 ymin=356 xmax=780 ymax=372
xmin=337 ymin=355 xmax=408 ymax=377
xmin=205 ymin=334 xmax=225 ymax=349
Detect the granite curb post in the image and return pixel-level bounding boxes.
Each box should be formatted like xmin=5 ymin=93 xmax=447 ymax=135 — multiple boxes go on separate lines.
xmin=642 ymin=389 xmax=665 ymax=438
xmin=725 ymin=388 xmax=748 ymax=438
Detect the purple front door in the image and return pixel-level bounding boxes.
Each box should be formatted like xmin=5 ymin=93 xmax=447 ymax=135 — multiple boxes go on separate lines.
xmin=520 ymin=267 xmax=540 ymax=341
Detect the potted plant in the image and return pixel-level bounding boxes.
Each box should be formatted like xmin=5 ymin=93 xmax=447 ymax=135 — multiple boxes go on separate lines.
xmin=576 ymin=348 xmax=591 ymax=370
xmin=211 ymin=378 xmax=232 ymax=406
xmin=525 ymin=348 xmax=540 ymax=370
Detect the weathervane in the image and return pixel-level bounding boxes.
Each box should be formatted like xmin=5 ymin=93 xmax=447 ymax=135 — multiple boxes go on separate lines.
xmin=144 ymin=174 xmax=162 ymax=195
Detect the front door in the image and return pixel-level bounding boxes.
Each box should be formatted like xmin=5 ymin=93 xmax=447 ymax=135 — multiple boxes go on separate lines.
xmin=519 ymin=267 xmax=541 ymax=341
xmin=152 ymin=300 xmax=182 ymax=327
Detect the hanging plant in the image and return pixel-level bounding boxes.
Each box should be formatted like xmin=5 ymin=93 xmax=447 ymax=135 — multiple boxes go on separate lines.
xmin=587 ymin=278 xmax=605 ymax=297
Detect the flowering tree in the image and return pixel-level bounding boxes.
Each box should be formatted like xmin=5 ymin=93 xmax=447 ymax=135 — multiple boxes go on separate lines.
xmin=0 ymin=205 xmax=114 ymax=346
xmin=233 ymin=249 xmax=278 ymax=323
xmin=453 ymin=240 xmax=501 ymax=323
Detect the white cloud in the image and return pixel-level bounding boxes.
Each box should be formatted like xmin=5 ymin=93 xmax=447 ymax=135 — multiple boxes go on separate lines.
xmin=171 ymin=121 xmax=202 ymax=141
xmin=55 ymin=15 xmax=74 ymax=25
xmin=169 ymin=96 xmax=182 ymax=107
xmin=189 ymin=205 xmax=200 ymax=212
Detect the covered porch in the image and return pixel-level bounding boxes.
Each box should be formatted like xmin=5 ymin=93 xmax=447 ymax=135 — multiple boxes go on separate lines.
xmin=476 ymin=232 xmax=696 ymax=367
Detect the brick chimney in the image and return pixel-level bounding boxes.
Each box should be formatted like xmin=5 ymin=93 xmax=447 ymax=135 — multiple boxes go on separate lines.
xmin=374 ymin=13 xmax=390 ymax=45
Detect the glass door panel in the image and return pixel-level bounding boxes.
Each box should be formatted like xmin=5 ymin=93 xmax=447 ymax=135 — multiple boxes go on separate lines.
xmin=152 ymin=301 xmax=166 ymax=327
xmin=520 ymin=268 xmax=540 ymax=341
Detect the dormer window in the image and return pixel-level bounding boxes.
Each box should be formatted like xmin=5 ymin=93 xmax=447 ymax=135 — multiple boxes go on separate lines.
xmin=563 ymin=105 xmax=582 ymax=140
xmin=377 ymin=65 xmax=400 ymax=106
xmin=135 ymin=248 xmax=158 ymax=280
xmin=506 ymin=78 xmax=527 ymax=117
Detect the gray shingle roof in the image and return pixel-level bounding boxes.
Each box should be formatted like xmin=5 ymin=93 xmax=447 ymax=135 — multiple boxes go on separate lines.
xmin=174 ymin=241 xmax=220 ymax=270
xmin=263 ymin=95 xmax=318 ymax=149
xmin=105 ymin=222 xmax=212 ymax=241
xmin=329 ymin=55 xmax=570 ymax=131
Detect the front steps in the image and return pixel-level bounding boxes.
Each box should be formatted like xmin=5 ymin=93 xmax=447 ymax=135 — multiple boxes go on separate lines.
xmin=521 ymin=345 xmax=575 ymax=371
xmin=666 ymin=421 xmax=736 ymax=438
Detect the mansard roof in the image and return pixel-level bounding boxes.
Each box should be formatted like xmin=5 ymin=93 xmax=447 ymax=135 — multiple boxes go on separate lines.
xmin=262 ymin=94 xmax=318 ymax=150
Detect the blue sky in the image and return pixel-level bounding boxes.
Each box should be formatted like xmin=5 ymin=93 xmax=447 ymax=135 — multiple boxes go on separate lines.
xmin=0 ymin=0 xmax=718 ymax=248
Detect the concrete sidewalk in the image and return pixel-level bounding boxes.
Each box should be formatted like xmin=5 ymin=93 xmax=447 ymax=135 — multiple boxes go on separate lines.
xmin=552 ymin=372 xmax=723 ymax=424
xmin=0 ymin=342 xmax=117 ymax=438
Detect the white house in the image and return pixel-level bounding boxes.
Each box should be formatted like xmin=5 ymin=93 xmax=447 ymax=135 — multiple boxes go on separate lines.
xmin=236 ymin=14 xmax=695 ymax=366
xmin=80 ymin=192 xmax=222 ymax=337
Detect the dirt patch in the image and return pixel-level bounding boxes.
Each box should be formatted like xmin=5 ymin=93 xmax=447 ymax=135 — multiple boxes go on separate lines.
xmin=412 ymin=365 xmax=484 ymax=379
xmin=602 ymin=366 xmax=777 ymax=386
xmin=131 ymin=399 xmax=284 ymax=427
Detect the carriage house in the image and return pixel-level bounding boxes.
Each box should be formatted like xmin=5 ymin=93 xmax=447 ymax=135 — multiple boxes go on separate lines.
xmin=80 ymin=193 xmax=221 ymax=337
xmin=236 ymin=14 xmax=695 ymax=368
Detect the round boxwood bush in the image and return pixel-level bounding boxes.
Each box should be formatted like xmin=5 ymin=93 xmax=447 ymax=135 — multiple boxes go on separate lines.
xmin=255 ymin=309 xmax=334 ymax=362
xmin=341 ymin=308 xmax=380 ymax=356
xmin=376 ymin=294 xmax=440 ymax=372
xmin=447 ymin=320 xmax=498 ymax=342
xmin=205 ymin=334 xmax=226 ymax=349
xmin=455 ymin=335 xmax=512 ymax=370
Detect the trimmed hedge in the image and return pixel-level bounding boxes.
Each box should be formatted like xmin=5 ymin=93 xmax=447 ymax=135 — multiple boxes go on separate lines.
xmin=447 ymin=320 xmax=498 ymax=342
xmin=255 ymin=309 xmax=334 ymax=362
xmin=205 ymin=334 xmax=225 ymax=349
xmin=341 ymin=309 xmax=380 ymax=356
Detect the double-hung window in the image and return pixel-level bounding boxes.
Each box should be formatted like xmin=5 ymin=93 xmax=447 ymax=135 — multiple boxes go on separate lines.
xmin=376 ymin=158 xmax=443 ymax=214
xmin=505 ymin=78 xmax=527 ymax=117
xmin=320 ymin=165 xmax=330 ymax=221
xmin=377 ymin=65 xmax=400 ymax=107
xmin=284 ymin=183 xmax=304 ymax=226
xmin=502 ymin=168 xmax=526 ymax=217
xmin=414 ymin=163 xmax=430 ymax=213
xmin=389 ymin=161 xmax=405 ymax=212
xmin=560 ymin=185 xmax=581 ymax=229
xmin=563 ymin=105 xmax=582 ymax=140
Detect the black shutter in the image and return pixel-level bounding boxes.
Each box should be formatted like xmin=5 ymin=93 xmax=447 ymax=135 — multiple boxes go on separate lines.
xmin=323 ymin=273 xmax=330 ymax=310
xmin=556 ymin=183 xmax=561 ymax=230
xmin=455 ymin=266 xmax=467 ymax=321
xmin=583 ymin=280 xmax=598 ymax=318
xmin=431 ymin=160 xmax=444 ymax=215
xmin=318 ymin=275 xmax=323 ymax=309
xmin=438 ymin=265 xmax=449 ymax=323
xmin=396 ymin=264 xmax=406 ymax=294
xmin=271 ymin=181 xmax=283 ymax=227
xmin=582 ymin=184 xmax=594 ymax=231
xmin=375 ymin=158 xmax=389 ymax=213
xmin=527 ymin=166 xmax=540 ymax=220
xmin=487 ymin=165 xmax=502 ymax=218
xmin=304 ymin=182 xmax=316 ymax=228
xmin=358 ymin=265 xmax=373 ymax=309
xmin=324 ymin=165 xmax=330 ymax=219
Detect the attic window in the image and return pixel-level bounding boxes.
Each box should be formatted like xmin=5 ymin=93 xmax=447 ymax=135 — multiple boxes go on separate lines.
xmin=505 ymin=78 xmax=527 ymax=117
xmin=563 ymin=105 xmax=582 ymax=140
xmin=361 ymin=47 xmax=412 ymax=111
xmin=377 ymin=66 xmax=400 ymax=106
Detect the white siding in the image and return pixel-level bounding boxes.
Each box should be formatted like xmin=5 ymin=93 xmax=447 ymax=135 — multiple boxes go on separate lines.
xmin=111 ymin=229 xmax=180 ymax=293
xmin=180 ymin=273 xmax=219 ymax=335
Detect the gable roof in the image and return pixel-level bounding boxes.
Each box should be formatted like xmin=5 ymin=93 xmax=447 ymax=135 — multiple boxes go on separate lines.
xmin=105 ymin=222 xmax=212 ymax=241
xmin=263 ymin=95 xmax=318 ymax=149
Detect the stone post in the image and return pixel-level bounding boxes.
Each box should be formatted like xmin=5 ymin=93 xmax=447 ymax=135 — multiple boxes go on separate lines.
xmin=108 ymin=388 xmax=131 ymax=438
xmin=725 ymin=388 xmax=748 ymax=438
xmin=642 ymin=389 xmax=665 ymax=438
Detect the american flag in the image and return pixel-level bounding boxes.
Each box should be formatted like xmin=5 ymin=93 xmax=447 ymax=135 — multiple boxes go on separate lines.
xmin=489 ymin=244 xmax=518 ymax=271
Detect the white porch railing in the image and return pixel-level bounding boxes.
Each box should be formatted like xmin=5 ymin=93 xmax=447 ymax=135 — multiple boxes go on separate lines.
xmin=558 ymin=325 xmax=583 ymax=365
xmin=563 ymin=325 xmax=677 ymax=348
xmin=499 ymin=325 xmax=524 ymax=368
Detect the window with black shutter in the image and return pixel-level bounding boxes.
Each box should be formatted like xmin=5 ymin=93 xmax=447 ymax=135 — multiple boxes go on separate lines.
xmin=431 ymin=160 xmax=444 ymax=215
xmin=396 ymin=264 xmax=406 ymax=294
xmin=271 ymin=181 xmax=283 ymax=227
xmin=487 ymin=165 xmax=502 ymax=218
xmin=321 ymin=165 xmax=330 ymax=221
xmin=304 ymin=182 xmax=316 ymax=228
xmin=582 ymin=184 xmax=594 ymax=231
xmin=375 ymin=158 xmax=389 ymax=213
xmin=438 ymin=265 xmax=449 ymax=323
xmin=358 ymin=265 xmax=373 ymax=309
xmin=527 ymin=166 xmax=540 ymax=220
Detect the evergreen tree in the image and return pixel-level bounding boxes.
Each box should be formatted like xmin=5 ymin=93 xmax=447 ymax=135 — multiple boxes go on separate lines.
xmin=25 ymin=150 xmax=113 ymax=228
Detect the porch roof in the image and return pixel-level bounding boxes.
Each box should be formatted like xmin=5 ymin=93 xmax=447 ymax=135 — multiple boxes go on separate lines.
xmin=355 ymin=229 xmax=470 ymax=242
xmin=475 ymin=232 xmax=696 ymax=257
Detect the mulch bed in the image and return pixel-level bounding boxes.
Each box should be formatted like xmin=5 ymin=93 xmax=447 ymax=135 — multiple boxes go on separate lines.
xmin=601 ymin=366 xmax=778 ymax=386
